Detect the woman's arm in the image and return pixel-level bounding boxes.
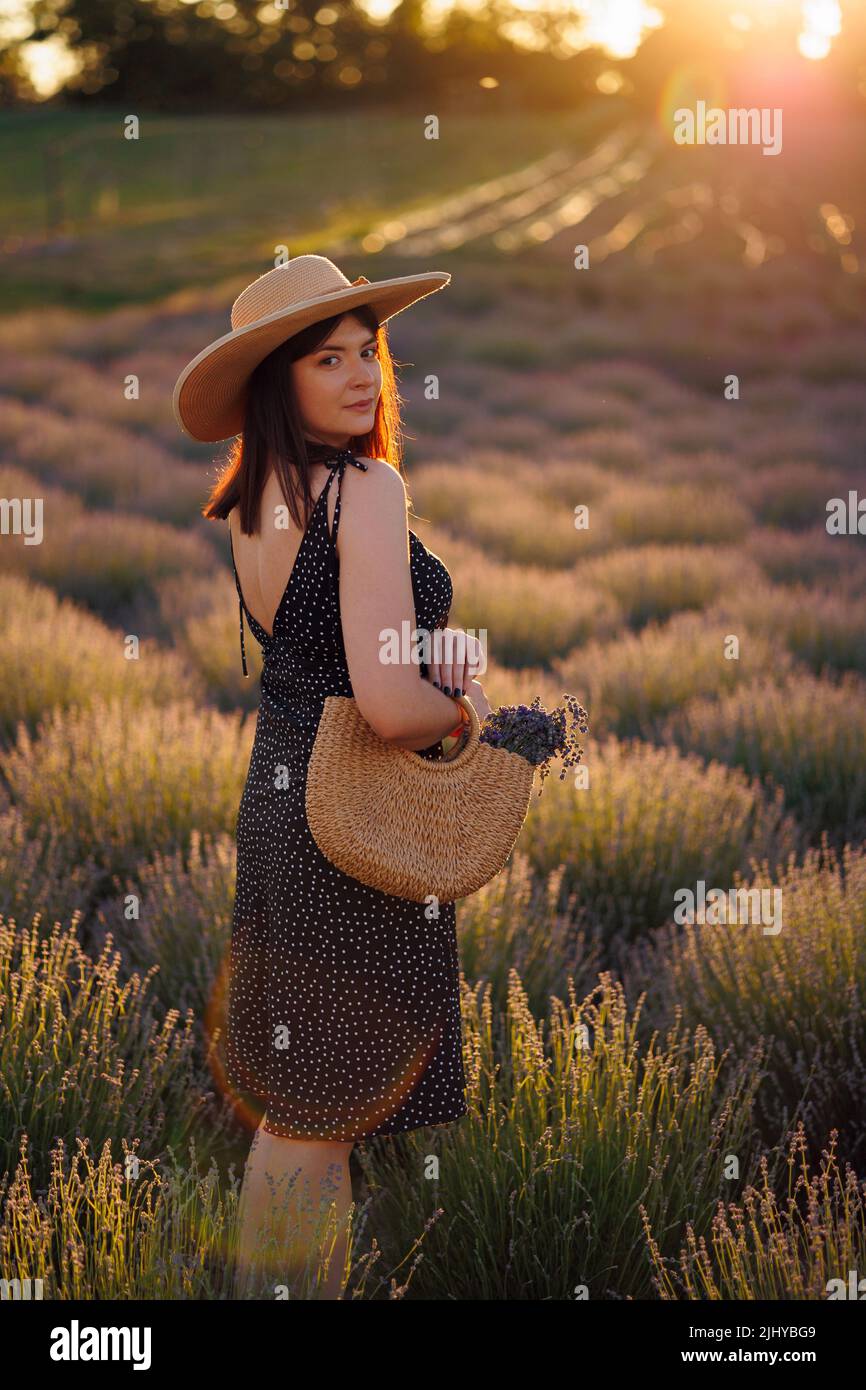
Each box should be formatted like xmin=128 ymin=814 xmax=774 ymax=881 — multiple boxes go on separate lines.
xmin=337 ymin=459 xmax=463 ymax=747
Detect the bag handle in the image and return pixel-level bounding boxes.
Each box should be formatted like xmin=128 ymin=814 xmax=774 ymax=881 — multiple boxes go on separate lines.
xmin=395 ymin=692 xmax=481 ymax=771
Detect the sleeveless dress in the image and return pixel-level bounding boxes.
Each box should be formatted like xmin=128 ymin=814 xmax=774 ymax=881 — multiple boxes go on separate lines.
xmin=225 ymin=447 xmax=468 ymax=1141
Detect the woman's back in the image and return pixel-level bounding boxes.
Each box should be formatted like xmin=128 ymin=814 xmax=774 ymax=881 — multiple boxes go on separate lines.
xmin=227 ymin=459 xmax=339 ymax=639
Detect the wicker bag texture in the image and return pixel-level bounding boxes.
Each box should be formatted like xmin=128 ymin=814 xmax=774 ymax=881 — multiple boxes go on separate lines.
xmin=305 ymin=693 xmax=535 ymax=902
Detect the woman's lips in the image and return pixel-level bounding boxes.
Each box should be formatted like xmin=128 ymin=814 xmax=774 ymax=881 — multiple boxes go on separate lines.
xmin=346 ymin=399 xmax=373 ymax=410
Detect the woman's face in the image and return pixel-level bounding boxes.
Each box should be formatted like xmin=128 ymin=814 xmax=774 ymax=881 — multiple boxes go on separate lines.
xmin=291 ymin=313 xmax=381 ymax=448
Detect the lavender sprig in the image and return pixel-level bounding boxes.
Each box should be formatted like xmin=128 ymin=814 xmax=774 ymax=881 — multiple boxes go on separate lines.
xmin=478 ymin=694 xmax=589 ymax=796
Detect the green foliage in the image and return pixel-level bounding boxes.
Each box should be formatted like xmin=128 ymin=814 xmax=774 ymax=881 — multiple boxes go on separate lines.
xmin=642 ymin=844 xmax=866 ymax=1170
xmin=517 ymin=735 xmax=796 ymax=939
xmin=665 ymin=672 xmax=866 ymax=843
xmin=92 ymin=829 xmax=236 ymax=1023
xmin=643 ymin=1126 xmax=866 ymax=1300
xmin=706 ymin=582 xmax=866 ymax=677
xmin=0 ymin=916 xmax=201 ymax=1194
xmin=578 ymin=543 xmax=763 ymax=629
xmin=360 ymin=973 xmax=763 ymax=1299
xmin=556 ymin=609 xmax=794 ymax=739
xmin=0 ymin=573 xmax=205 ymax=743
xmin=1 ymin=696 xmax=252 ymax=885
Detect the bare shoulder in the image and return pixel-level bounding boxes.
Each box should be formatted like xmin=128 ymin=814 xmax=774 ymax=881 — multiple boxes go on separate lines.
xmin=350 ymin=455 xmax=405 ymax=485
xmin=341 ymin=456 xmax=408 ymax=516
xmin=337 ymin=457 xmax=408 ymax=555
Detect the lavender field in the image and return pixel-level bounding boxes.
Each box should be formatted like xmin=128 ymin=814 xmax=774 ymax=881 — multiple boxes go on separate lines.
xmin=1 ymin=96 xmax=865 ymax=1301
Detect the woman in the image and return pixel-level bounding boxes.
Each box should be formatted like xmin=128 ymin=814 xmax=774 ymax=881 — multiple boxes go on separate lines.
xmin=173 ymin=255 xmax=492 ymax=1299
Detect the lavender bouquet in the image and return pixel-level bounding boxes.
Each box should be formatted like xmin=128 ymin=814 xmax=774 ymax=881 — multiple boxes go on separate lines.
xmin=477 ymin=693 xmax=588 ymax=795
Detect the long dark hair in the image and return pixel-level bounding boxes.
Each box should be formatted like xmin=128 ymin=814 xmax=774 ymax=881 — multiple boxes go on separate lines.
xmin=203 ymin=304 xmax=410 ymax=534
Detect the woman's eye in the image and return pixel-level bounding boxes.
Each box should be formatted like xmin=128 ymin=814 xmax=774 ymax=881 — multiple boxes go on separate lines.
xmin=319 ymin=348 xmax=378 ymax=366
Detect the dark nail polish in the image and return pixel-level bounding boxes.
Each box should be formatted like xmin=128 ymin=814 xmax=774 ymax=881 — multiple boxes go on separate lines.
xmin=454 ymin=688 xmax=462 ymax=697
xmin=433 ymin=680 xmax=441 ymax=688
xmin=443 ymin=686 xmax=451 ymax=695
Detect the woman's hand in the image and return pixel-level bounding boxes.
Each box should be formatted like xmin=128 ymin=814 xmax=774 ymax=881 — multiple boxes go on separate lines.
xmin=465 ymin=678 xmax=492 ymax=722
xmin=441 ymin=677 xmax=492 ymax=759
xmin=425 ymin=626 xmax=485 ymax=697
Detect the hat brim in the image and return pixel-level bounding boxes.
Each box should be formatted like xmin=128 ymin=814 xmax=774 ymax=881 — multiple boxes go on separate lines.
xmin=172 ymin=271 xmax=450 ymax=443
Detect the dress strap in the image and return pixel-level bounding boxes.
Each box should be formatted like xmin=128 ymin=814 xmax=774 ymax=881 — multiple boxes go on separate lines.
xmin=237 ymin=594 xmax=248 ymax=677
xmin=228 ymin=524 xmax=249 ymax=677
xmin=321 ymin=448 xmax=369 ymax=615
xmin=327 ymin=448 xmax=369 ymax=550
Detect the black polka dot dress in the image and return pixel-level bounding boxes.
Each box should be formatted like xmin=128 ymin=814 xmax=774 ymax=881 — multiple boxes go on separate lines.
xmin=225 ymin=447 xmax=468 ymax=1141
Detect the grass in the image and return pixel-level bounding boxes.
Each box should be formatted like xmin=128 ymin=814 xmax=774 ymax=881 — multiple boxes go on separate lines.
xmin=664 ymin=672 xmax=866 ymax=845
xmin=0 ymin=916 xmax=203 ymax=1195
xmin=516 ymin=736 xmax=797 ymax=941
xmin=0 ymin=696 xmax=253 ymax=888
xmin=643 ymin=1124 xmax=866 ymax=1301
xmin=361 ymin=973 xmax=763 ymax=1300
xmin=0 ymin=104 xmax=620 ymax=312
xmin=632 ymin=843 xmax=866 ymax=1170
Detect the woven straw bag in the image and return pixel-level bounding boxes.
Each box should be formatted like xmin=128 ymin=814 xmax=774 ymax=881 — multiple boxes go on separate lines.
xmin=305 ymin=693 xmax=535 ymax=903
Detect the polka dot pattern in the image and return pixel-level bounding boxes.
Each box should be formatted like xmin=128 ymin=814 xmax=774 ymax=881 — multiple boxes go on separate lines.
xmin=226 ymin=451 xmax=468 ymax=1140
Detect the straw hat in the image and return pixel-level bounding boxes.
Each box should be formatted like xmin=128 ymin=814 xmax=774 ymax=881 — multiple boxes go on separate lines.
xmin=172 ymin=254 xmax=451 ymax=442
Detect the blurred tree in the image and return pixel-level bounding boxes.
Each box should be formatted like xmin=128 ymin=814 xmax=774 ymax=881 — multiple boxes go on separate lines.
xmin=0 ymin=40 xmax=39 ymax=108
xmin=14 ymin=0 xmax=389 ymax=109
xmin=2 ymin=0 xmax=861 ymax=113
xmin=2 ymin=0 xmax=606 ymax=110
